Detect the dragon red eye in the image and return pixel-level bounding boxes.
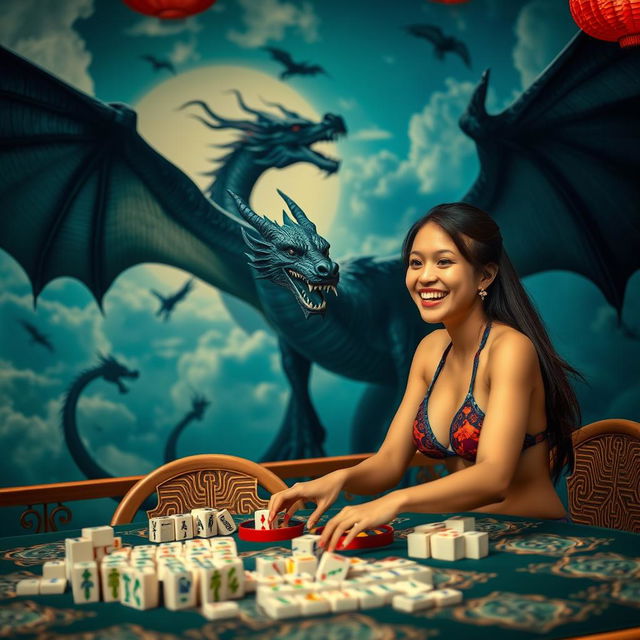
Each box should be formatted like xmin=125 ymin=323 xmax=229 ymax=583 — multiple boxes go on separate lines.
xmin=291 ymin=125 xmax=301 ymax=131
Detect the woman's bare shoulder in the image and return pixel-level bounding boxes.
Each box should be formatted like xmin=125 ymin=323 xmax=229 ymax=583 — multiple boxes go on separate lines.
xmin=488 ymin=322 xmax=539 ymax=372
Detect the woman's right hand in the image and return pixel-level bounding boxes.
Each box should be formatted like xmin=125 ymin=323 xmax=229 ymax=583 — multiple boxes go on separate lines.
xmin=268 ymin=469 xmax=348 ymax=531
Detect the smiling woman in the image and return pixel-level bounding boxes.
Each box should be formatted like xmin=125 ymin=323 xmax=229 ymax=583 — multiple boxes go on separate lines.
xmin=267 ymin=201 xmax=585 ymax=552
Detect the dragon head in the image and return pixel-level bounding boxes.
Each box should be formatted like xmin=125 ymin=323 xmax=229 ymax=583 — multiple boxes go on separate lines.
xmin=181 ymin=91 xmax=347 ymax=178
xmin=98 ymin=354 xmax=140 ymax=394
xmin=229 ymin=189 xmax=339 ymax=318
xmin=191 ymin=393 xmax=210 ymax=420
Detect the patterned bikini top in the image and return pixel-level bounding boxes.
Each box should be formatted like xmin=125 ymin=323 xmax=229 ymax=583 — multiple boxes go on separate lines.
xmin=412 ymin=322 xmax=548 ymax=461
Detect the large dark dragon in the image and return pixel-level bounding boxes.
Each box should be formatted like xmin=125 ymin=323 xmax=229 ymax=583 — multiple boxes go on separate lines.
xmin=1 ymin=33 xmax=639 ymax=471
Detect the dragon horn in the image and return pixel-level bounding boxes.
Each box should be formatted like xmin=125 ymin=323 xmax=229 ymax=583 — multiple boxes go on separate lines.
xmin=276 ymin=189 xmax=317 ymax=234
xmin=282 ymin=209 xmax=296 ymax=226
xmin=227 ymin=90 xmax=271 ymax=121
xmin=227 ymin=190 xmax=277 ymax=240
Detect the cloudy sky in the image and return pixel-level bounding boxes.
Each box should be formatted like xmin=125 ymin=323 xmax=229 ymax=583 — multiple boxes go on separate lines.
xmin=1 ymin=0 xmax=638 ymax=533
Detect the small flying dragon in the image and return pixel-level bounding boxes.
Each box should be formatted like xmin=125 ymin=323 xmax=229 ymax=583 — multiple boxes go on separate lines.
xmin=264 ymin=47 xmax=329 ymax=80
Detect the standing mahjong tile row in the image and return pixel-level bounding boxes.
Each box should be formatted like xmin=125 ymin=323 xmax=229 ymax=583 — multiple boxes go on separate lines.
xmin=149 ymin=508 xmax=238 ymax=543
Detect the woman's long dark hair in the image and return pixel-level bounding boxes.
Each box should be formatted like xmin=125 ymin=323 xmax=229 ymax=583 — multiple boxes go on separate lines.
xmin=402 ymin=202 xmax=583 ymax=484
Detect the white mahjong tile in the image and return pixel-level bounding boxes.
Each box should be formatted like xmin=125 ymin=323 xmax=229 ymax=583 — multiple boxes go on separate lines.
xmin=374 ymin=569 xmax=405 ymax=583
xmin=243 ymin=570 xmax=258 ymax=593
xmin=16 ymin=579 xmax=40 ymax=595
xmin=393 ymin=579 xmax=433 ymax=595
xmin=255 ymin=574 xmax=285 ymax=588
xmin=216 ymin=509 xmax=237 ymax=535
xmin=431 ymin=588 xmax=463 ymax=606
xmin=254 ymin=509 xmax=271 ymax=530
xmin=396 ymin=565 xmax=434 ymax=585
xmin=164 ymin=565 xmax=197 ymax=610
xmin=43 ymin=560 xmax=66 ymax=580
xmin=285 ymin=554 xmax=317 ymax=576
xmin=255 ymin=556 xmax=287 ymax=578
xmin=444 ymin=516 xmax=476 ymax=532
xmin=463 ymin=531 xmax=489 ymax=559
xmin=202 ymin=601 xmax=240 ymax=620
xmin=157 ymin=557 xmax=188 ymax=581
xmin=407 ymin=532 xmax=431 ymax=559
xmin=65 ymin=538 xmax=93 ymax=580
xmin=324 ymin=588 xmax=359 ymax=612
xmin=257 ymin=583 xmax=293 ymax=607
xmin=352 ymin=586 xmax=386 ymax=609
xmin=315 ymin=552 xmax=350 ymax=582
xmin=413 ymin=522 xmax=448 ymax=534
xmin=431 ymin=531 xmax=465 ymax=561
xmin=346 ymin=556 xmax=370 ymax=576
xmin=170 ymin=514 xmax=194 ymax=541
xmin=120 ymin=566 xmax=159 ymax=610
xmin=344 ymin=574 xmax=375 ymax=587
xmin=71 ymin=561 xmax=100 ymax=604
xmin=148 ymin=516 xmax=175 ymax=543
xmin=81 ymin=525 xmax=114 ymax=547
xmin=291 ymin=534 xmax=321 ymax=557
xmin=191 ymin=508 xmax=218 ymax=538
xmin=392 ymin=591 xmax=438 ymax=612
xmin=366 ymin=583 xmax=398 ymax=604
xmin=263 ymin=594 xmax=302 ymax=619
xmin=296 ymin=591 xmax=331 ymax=615
xmin=378 ymin=556 xmax=418 ymax=568
xmin=39 ymin=578 xmax=67 ymax=595
xmin=100 ymin=562 xmax=125 ymax=602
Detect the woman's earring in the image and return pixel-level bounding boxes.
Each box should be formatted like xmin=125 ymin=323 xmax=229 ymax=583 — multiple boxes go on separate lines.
xmin=478 ymin=289 xmax=487 ymax=301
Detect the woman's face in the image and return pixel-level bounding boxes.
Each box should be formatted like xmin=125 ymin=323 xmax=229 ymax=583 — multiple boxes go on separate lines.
xmin=405 ymin=222 xmax=483 ymax=324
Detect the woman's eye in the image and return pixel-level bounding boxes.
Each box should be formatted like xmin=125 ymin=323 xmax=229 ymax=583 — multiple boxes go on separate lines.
xmin=438 ymin=259 xmax=452 ymax=265
xmin=409 ymin=259 xmax=421 ymax=267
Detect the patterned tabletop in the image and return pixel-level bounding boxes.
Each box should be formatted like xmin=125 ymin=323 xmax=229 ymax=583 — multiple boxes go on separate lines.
xmin=1 ymin=509 xmax=639 ymax=639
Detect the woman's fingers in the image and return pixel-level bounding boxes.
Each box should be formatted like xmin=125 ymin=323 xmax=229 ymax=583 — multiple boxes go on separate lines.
xmin=326 ymin=516 xmax=357 ymax=552
xmin=305 ymin=503 xmax=328 ymax=531
xmin=339 ymin=521 xmax=365 ymax=551
xmin=318 ymin=511 xmax=347 ymax=550
xmin=268 ymin=488 xmax=297 ymax=523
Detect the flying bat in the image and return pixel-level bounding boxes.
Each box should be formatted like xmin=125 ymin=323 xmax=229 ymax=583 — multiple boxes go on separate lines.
xmin=264 ymin=47 xmax=328 ymax=80
xmin=19 ymin=320 xmax=55 ymax=352
xmin=140 ymin=54 xmax=176 ymax=75
xmin=405 ymin=24 xmax=471 ymax=68
xmin=150 ymin=277 xmax=195 ymax=321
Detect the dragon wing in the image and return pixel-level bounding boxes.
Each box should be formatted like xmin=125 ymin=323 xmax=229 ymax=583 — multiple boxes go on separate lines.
xmin=451 ymin=39 xmax=471 ymax=68
xmin=462 ymin=32 xmax=640 ymax=316
xmin=405 ymin=24 xmax=445 ymax=46
xmin=0 ymin=46 xmax=259 ymax=311
xmin=265 ymin=47 xmax=295 ymax=67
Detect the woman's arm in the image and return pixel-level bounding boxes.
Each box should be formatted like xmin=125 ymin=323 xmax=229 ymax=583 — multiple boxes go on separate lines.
xmin=267 ymin=330 xmax=441 ymax=528
xmin=319 ymin=331 xmax=540 ymax=550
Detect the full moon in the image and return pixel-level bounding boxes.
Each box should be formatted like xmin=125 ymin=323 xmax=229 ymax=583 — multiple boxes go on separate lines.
xmin=134 ymin=65 xmax=341 ymax=288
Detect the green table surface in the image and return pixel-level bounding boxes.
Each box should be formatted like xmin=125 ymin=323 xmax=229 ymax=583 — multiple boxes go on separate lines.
xmin=1 ymin=509 xmax=639 ymax=639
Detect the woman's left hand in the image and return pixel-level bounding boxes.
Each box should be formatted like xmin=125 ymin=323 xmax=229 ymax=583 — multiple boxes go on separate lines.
xmin=318 ymin=492 xmax=403 ymax=552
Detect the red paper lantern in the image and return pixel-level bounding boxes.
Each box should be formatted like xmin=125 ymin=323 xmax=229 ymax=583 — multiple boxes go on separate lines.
xmin=569 ymin=0 xmax=640 ymax=47
xmin=123 ymin=0 xmax=216 ymax=19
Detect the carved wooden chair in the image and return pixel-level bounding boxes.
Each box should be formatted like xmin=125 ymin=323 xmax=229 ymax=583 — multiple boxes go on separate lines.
xmin=111 ymin=454 xmax=289 ymax=525
xmin=566 ymin=419 xmax=640 ymax=533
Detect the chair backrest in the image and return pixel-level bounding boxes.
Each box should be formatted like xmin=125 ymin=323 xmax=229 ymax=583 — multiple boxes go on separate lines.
xmin=111 ymin=454 xmax=288 ymax=525
xmin=566 ymin=419 xmax=640 ymax=533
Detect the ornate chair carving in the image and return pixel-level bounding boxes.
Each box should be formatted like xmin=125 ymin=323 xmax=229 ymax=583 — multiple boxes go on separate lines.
xmin=111 ymin=454 xmax=289 ymax=525
xmin=566 ymin=419 xmax=640 ymax=533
